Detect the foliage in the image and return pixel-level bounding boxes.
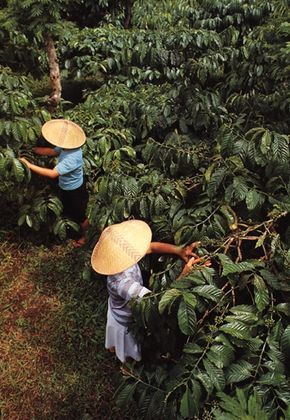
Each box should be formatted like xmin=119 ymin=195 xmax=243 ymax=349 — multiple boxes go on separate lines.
xmin=0 ymin=0 xmax=290 ymax=418
xmin=0 ymin=67 xmax=80 ymax=238
xmin=213 ymin=387 xmax=273 ymax=419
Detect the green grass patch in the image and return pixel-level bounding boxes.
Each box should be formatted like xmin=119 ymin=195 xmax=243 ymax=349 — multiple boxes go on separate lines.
xmin=0 ymin=231 xmax=138 ymax=419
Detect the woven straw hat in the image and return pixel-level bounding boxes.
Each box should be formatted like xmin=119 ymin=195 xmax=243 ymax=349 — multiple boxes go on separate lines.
xmin=41 ymin=119 xmax=86 ymax=149
xmin=91 ymin=220 xmax=152 ymax=275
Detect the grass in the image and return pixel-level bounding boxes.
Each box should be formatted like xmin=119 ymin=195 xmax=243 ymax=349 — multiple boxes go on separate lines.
xmin=0 ymin=229 xmax=138 ymax=419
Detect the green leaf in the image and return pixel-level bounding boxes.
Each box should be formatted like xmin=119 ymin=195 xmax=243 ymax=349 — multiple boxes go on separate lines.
xmin=116 ymin=382 xmax=137 ymax=408
xmin=204 ymin=162 xmax=216 ymax=182
xmin=158 ymin=289 xmax=181 ymax=314
xmin=245 ymin=127 xmax=266 ymax=140
xmin=220 ymin=321 xmax=252 ymax=340
xmin=207 ymin=167 xmax=227 ymax=198
xmin=183 ymin=342 xmax=203 ymax=355
xmin=154 ymin=194 xmax=167 ymax=215
xmin=18 ymin=214 xmax=26 ymax=226
xmin=215 ymin=392 xmax=245 ymax=419
xmin=281 ymin=325 xmax=290 ymax=356
xmin=177 ymin=300 xmax=196 ymax=335
xmin=139 ymin=197 xmax=150 ymax=218
xmin=260 ymin=130 xmax=272 ymax=154
xmin=146 ymin=389 xmax=165 ymax=419
xmin=235 ymin=387 xmax=248 ymax=411
xmin=215 ymin=389 xmax=269 ymax=419
xmin=225 ymin=360 xmax=254 ymax=384
xmin=225 ymin=311 xmax=258 ymax=324
xmin=217 ymin=254 xmax=255 ymax=276
xmin=260 ymin=269 xmax=287 ymax=291
xmin=192 ymin=285 xmax=223 ymax=302
xmin=255 ymin=232 xmax=266 ymax=249
xmin=203 ymin=359 xmax=225 ymax=391
xmin=122 ymin=177 xmax=139 ymax=198
xmin=246 ymin=190 xmax=264 ymax=210
xmin=195 ymin=372 xmax=213 ymax=394
xmin=272 ymin=134 xmax=289 ymax=163
xmin=113 ymin=197 xmax=126 ymax=220
xmin=207 ymin=344 xmax=234 ymax=368
xmin=180 ymin=386 xmax=197 ymax=418
xmin=182 ymin=291 xmax=197 ymax=310
xmin=282 ymin=405 xmax=290 ymax=420
xmin=25 ymin=215 xmax=33 ymax=228
xmin=12 ymin=158 xmax=25 ymax=181
xmin=48 ymin=201 xmax=62 ymax=217
xmin=229 ymin=305 xmax=256 ymax=314
xmin=253 ymin=275 xmax=269 ymax=312
xmin=275 ymin=382 xmax=290 ymax=406
xmin=276 ymin=303 xmax=290 ymax=316
xmin=232 ymin=176 xmax=249 ymax=202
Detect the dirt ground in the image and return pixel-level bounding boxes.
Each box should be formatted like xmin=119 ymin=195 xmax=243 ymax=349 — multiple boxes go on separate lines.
xmin=0 ymin=232 xmax=137 ymax=419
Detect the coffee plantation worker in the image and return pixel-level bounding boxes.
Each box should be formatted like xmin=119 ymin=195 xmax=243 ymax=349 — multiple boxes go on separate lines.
xmin=91 ymin=220 xmax=207 ymax=363
xmin=20 ymin=119 xmax=89 ymax=247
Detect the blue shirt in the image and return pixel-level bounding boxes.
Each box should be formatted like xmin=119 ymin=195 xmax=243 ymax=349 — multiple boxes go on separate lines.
xmin=107 ymin=264 xmax=151 ymax=326
xmin=54 ymin=147 xmax=83 ymax=191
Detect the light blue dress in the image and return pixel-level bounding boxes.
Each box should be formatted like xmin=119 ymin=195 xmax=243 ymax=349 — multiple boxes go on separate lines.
xmin=106 ymin=264 xmax=150 ymax=362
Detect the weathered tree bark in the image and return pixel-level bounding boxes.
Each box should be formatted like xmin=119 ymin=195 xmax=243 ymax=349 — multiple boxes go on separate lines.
xmin=46 ymin=34 xmax=62 ymax=112
xmin=124 ymin=0 xmax=134 ymax=29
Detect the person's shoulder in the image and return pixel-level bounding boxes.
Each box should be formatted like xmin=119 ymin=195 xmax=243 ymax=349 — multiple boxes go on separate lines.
xmin=122 ymin=264 xmax=142 ymax=282
xmin=122 ymin=264 xmax=140 ymax=276
xmin=72 ymin=147 xmax=82 ymax=153
xmin=108 ymin=264 xmax=140 ymax=282
xmin=70 ymin=147 xmax=83 ymax=159
xmin=61 ymin=148 xmax=82 ymax=160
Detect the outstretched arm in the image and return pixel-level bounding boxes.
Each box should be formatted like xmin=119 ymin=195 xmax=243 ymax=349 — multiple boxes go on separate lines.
xmin=19 ymin=157 xmax=59 ymax=179
xmin=147 ymin=241 xmax=200 ymax=262
xmin=146 ymin=241 xmax=211 ymax=281
xmin=33 ymin=147 xmax=59 ymax=157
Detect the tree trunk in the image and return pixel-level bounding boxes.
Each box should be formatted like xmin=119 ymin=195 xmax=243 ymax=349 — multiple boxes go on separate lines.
xmin=124 ymin=0 xmax=134 ymax=29
xmin=46 ymin=34 xmax=62 ymax=112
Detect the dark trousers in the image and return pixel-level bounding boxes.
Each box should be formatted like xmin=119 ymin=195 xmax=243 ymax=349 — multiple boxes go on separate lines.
xmin=60 ymin=182 xmax=89 ymax=224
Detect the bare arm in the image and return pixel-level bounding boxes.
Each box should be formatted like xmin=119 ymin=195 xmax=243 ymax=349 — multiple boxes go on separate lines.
xmin=33 ymin=147 xmax=59 ymax=157
xmin=146 ymin=241 xmax=210 ymax=281
xmin=147 ymin=241 xmax=200 ymax=262
xmin=19 ymin=157 xmax=59 ymax=179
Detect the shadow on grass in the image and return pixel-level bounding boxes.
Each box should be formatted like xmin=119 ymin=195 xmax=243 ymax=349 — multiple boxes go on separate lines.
xmin=0 ymin=231 xmax=138 ymax=420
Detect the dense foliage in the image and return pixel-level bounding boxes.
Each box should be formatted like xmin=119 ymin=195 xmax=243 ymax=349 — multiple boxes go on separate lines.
xmin=0 ymin=0 xmax=290 ymax=418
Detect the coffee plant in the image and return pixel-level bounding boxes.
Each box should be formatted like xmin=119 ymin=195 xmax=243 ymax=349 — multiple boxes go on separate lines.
xmin=0 ymin=0 xmax=289 ymax=418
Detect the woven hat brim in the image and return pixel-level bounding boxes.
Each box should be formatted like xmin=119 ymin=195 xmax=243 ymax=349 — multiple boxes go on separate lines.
xmin=91 ymin=220 xmax=152 ymax=275
xmin=41 ymin=119 xmax=86 ymax=149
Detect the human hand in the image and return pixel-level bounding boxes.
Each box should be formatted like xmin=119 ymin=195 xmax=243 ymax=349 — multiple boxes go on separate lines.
xmin=19 ymin=157 xmax=31 ymax=168
xmin=178 ymin=255 xmax=211 ymax=279
xmin=19 ymin=143 xmax=34 ymax=155
xmin=186 ymin=256 xmax=211 ymax=268
xmin=179 ymin=241 xmax=201 ymax=262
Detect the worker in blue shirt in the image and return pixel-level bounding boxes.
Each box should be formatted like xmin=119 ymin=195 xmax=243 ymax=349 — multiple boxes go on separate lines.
xmin=20 ymin=119 xmax=89 ymax=247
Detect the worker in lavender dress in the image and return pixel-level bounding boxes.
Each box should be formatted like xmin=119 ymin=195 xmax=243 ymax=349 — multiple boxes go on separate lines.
xmin=91 ymin=220 xmax=202 ymax=363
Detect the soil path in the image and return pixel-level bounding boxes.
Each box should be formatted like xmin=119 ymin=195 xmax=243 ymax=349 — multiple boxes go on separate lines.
xmin=0 ymin=236 xmax=135 ymax=419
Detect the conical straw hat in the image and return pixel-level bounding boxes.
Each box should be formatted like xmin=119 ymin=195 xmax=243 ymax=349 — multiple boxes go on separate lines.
xmin=41 ymin=119 xmax=86 ymax=149
xmin=91 ymin=220 xmax=152 ymax=275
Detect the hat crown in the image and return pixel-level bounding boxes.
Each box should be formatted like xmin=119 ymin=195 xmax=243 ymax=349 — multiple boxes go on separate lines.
xmin=41 ymin=119 xmax=86 ymax=149
xmin=100 ymin=226 xmax=145 ymax=261
xmin=91 ymin=220 xmax=152 ymax=275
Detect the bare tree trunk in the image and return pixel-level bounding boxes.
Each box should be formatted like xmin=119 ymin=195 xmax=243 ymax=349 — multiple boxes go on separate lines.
xmin=124 ymin=0 xmax=134 ymax=28
xmin=46 ymin=34 xmax=62 ymax=112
